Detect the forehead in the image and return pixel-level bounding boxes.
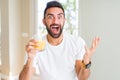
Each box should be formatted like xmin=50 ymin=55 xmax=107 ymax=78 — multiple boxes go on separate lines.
xmin=46 ymin=7 xmax=64 ymax=15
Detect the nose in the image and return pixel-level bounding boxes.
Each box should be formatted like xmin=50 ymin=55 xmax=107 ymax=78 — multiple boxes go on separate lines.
xmin=52 ymin=16 xmax=59 ymax=24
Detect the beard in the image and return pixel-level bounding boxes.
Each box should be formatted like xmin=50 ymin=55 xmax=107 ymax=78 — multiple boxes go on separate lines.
xmin=45 ymin=23 xmax=64 ymax=38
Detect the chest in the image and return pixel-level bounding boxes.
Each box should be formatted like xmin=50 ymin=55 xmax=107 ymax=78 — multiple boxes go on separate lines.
xmin=36 ymin=43 xmax=77 ymax=73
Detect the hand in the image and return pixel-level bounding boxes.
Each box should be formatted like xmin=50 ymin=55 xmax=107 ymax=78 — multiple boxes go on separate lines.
xmin=26 ymin=39 xmax=39 ymax=59
xmin=83 ymin=37 xmax=100 ymax=64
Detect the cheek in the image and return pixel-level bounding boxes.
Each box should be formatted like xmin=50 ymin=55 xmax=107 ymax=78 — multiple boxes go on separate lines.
xmin=61 ymin=20 xmax=65 ymax=26
xmin=46 ymin=20 xmax=53 ymax=26
xmin=44 ymin=20 xmax=50 ymax=27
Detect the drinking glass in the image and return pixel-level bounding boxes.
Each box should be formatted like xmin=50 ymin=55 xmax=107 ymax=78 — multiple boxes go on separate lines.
xmin=32 ymin=33 xmax=46 ymax=51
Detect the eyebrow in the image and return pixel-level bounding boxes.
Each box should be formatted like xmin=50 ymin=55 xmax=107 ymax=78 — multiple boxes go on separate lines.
xmin=47 ymin=13 xmax=65 ymax=17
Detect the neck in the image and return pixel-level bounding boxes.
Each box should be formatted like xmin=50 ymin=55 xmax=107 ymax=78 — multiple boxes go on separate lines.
xmin=47 ymin=34 xmax=63 ymax=46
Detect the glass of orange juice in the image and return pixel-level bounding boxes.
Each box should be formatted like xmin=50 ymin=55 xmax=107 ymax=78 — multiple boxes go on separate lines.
xmin=33 ymin=33 xmax=46 ymax=51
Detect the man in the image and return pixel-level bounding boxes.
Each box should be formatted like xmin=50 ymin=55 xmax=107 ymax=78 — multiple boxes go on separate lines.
xmin=19 ymin=1 xmax=100 ymax=80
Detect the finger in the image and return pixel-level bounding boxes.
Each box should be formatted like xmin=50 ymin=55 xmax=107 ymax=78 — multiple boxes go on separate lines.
xmin=26 ymin=39 xmax=38 ymax=52
xmin=93 ymin=37 xmax=100 ymax=47
xmin=26 ymin=39 xmax=40 ymax=50
xmin=26 ymin=44 xmax=35 ymax=53
xmin=28 ymin=39 xmax=38 ymax=45
xmin=90 ymin=37 xmax=100 ymax=52
xmin=94 ymin=37 xmax=100 ymax=48
xmin=96 ymin=37 xmax=100 ymax=44
xmin=28 ymin=39 xmax=36 ymax=42
xmin=28 ymin=49 xmax=38 ymax=54
xmin=91 ymin=37 xmax=97 ymax=48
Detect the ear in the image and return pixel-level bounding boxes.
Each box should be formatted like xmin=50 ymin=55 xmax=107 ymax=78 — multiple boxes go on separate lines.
xmin=42 ymin=19 xmax=45 ymax=25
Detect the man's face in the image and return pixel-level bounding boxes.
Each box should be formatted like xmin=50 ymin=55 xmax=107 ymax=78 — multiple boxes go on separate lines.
xmin=43 ymin=7 xmax=65 ymax=38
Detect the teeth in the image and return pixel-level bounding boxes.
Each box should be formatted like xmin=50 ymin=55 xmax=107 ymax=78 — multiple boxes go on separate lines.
xmin=52 ymin=26 xmax=58 ymax=28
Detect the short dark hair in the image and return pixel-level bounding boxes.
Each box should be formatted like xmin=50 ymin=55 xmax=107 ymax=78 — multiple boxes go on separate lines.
xmin=43 ymin=1 xmax=65 ymax=19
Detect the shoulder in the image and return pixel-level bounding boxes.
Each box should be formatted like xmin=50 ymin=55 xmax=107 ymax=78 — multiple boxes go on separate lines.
xmin=64 ymin=32 xmax=86 ymax=45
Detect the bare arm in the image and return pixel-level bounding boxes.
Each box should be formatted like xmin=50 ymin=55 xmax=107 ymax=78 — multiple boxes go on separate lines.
xmin=76 ymin=60 xmax=90 ymax=80
xmin=19 ymin=39 xmax=38 ymax=80
xmin=76 ymin=37 xmax=100 ymax=80
xmin=19 ymin=58 xmax=35 ymax=80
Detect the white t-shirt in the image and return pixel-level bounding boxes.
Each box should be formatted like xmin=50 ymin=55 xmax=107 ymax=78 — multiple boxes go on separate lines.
xmin=32 ymin=33 xmax=86 ymax=80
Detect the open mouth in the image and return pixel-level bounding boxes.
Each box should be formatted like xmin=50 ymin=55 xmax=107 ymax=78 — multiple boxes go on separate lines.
xmin=50 ymin=25 xmax=60 ymax=34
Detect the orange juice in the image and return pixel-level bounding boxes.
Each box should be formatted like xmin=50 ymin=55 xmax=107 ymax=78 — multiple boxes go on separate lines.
xmin=34 ymin=40 xmax=46 ymax=51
